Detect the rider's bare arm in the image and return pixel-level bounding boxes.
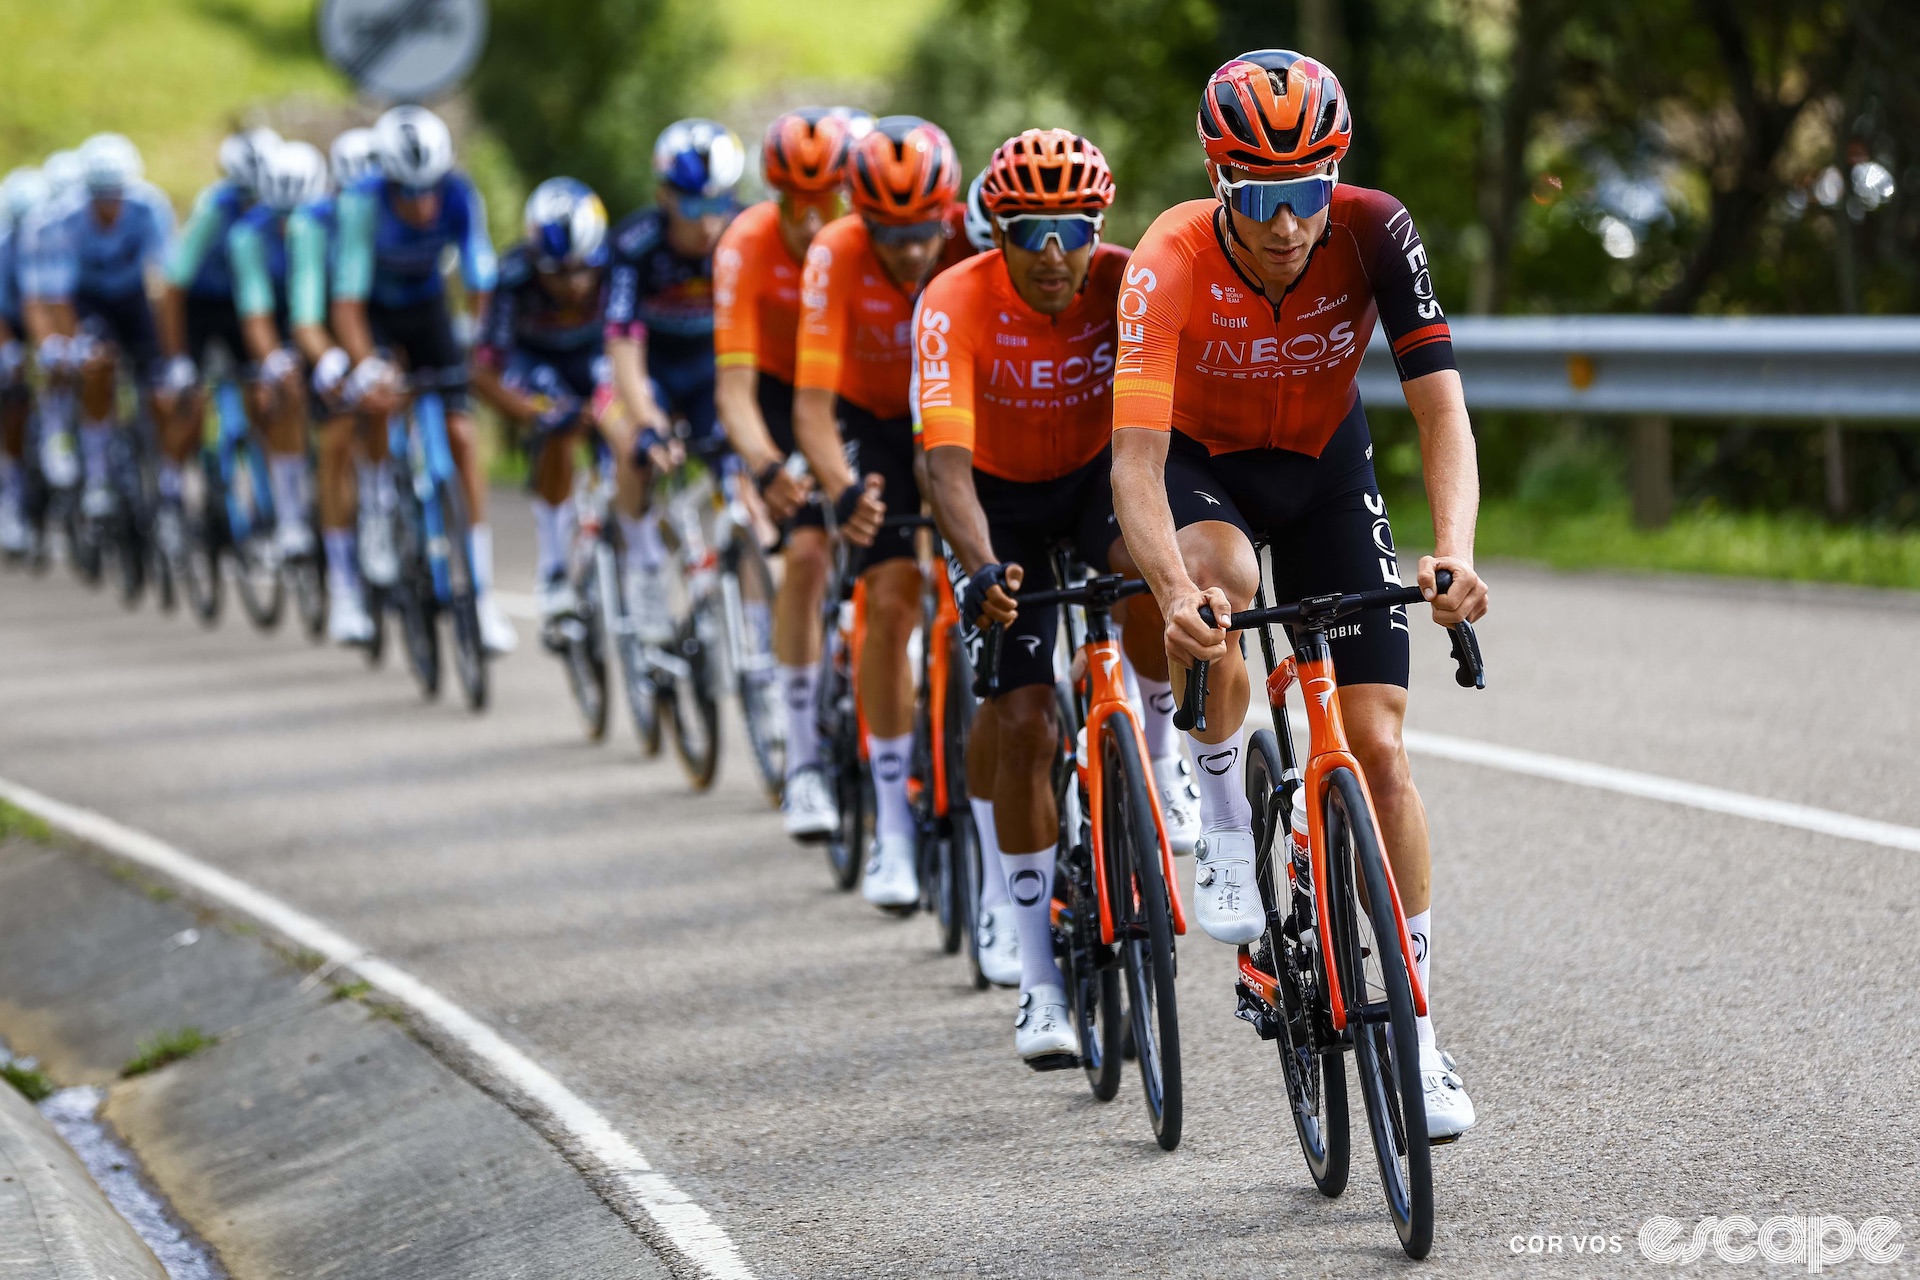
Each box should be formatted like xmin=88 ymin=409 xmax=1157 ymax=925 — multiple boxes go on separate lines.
xmin=23 ymin=299 xmax=76 ymax=346
xmin=1112 ymin=426 xmax=1231 ymax=665
xmin=607 ymin=334 xmax=669 ymax=436
xmin=923 ymin=444 xmax=994 ymax=574
xmin=1400 ymin=368 xmax=1488 ymax=626
xmin=715 ymin=364 xmax=781 ymax=474
xmin=157 ymin=285 xmax=188 ymax=360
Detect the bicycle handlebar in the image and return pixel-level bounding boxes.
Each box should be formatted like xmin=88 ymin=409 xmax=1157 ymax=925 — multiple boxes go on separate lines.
xmin=970 ymin=573 xmax=1153 ymax=699
xmin=1172 ymin=569 xmax=1486 ymax=733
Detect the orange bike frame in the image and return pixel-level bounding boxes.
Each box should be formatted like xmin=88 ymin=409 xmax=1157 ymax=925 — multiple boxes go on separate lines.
xmin=924 ymin=569 xmax=959 ymax=818
xmin=1082 ymin=638 xmax=1188 ymax=944
xmin=848 ymin=578 xmax=870 ymax=761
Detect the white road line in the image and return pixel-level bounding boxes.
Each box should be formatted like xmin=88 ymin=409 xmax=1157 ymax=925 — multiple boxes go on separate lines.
xmin=1401 ymin=728 xmax=1920 ymax=854
xmin=0 ymin=777 xmax=755 ymax=1280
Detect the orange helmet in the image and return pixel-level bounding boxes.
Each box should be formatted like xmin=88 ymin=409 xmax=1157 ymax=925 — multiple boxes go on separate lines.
xmin=979 ymin=129 xmax=1115 ymax=216
xmin=763 ymin=107 xmax=856 ymax=196
xmin=1198 ymin=50 xmax=1351 ymax=177
xmin=847 ymin=116 xmax=960 ymax=224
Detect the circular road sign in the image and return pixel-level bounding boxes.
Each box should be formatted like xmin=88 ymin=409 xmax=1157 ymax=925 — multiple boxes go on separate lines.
xmin=318 ymin=0 xmax=490 ymax=103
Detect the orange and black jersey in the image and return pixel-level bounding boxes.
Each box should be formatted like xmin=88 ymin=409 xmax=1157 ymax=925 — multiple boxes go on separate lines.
xmin=1112 ymin=188 xmax=1454 ymax=457
xmin=712 ymin=201 xmax=802 ymax=385
xmin=912 ymin=244 xmax=1129 ymax=484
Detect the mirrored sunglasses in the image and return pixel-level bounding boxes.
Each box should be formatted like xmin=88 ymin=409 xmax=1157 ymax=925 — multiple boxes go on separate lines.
xmin=1218 ymin=172 xmax=1336 ymax=222
xmin=866 ymin=218 xmax=946 ymax=247
xmin=995 ymin=213 xmax=1102 ymax=254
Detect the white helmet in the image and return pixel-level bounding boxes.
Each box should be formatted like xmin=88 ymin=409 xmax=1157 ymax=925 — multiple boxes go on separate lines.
xmin=42 ymin=149 xmax=84 ymax=201
xmin=257 ymin=141 xmax=329 ymax=212
xmin=2 ymin=167 xmax=51 ymax=228
xmin=329 ymin=127 xmax=380 ymax=190
xmin=373 ymin=105 xmax=454 ymax=189
xmin=651 ymin=119 xmax=746 ymax=199
xmin=80 ymin=133 xmax=143 ymax=195
xmin=219 ymin=127 xmax=283 ymax=195
xmin=963 ymin=170 xmax=994 ymax=252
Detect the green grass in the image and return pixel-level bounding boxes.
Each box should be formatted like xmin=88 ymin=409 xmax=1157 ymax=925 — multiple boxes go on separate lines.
xmin=121 ymin=1026 xmax=216 ymax=1078
xmin=1391 ymin=494 xmax=1920 ymax=592
xmin=330 ymin=979 xmax=373 ymax=1002
xmin=0 ymin=799 xmax=53 ymax=843
xmin=2 ymin=1060 xmax=55 ymax=1103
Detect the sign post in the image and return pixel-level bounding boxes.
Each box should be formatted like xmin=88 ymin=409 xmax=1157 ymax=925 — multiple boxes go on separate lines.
xmin=318 ymin=0 xmax=489 ymax=102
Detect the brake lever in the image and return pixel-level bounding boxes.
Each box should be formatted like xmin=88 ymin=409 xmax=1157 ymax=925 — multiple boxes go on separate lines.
xmin=972 ymin=623 xmax=1005 ymax=700
xmin=1449 ymin=619 xmax=1485 ymax=690
xmin=1173 ymin=602 xmax=1216 ymax=733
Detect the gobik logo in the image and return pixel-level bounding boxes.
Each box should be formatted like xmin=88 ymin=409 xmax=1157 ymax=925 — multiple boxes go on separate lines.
xmin=1638 ymin=1214 xmax=1904 ymax=1271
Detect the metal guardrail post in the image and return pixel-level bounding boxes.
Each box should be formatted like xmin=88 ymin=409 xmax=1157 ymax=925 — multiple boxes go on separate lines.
xmin=1631 ymin=416 xmax=1673 ymax=529
xmin=1823 ymin=419 xmax=1848 ymax=518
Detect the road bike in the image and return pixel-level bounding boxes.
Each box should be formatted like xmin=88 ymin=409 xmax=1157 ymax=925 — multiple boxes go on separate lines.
xmin=977 ymin=562 xmax=1187 ymax=1149
xmin=1175 ymin=560 xmax=1484 ymax=1259
xmin=908 ymin=535 xmax=980 ymax=961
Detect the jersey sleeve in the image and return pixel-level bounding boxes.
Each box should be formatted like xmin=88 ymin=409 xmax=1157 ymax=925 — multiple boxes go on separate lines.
xmin=165 ymin=187 xmax=223 ymax=288
xmin=330 ymin=189 xmax=376 ymax=304
xmin=473 ymin=263 xmax=518 ymax=368
xmin=1110 ymin=220 xmax=1195 ymax=433
xmin=911 ymin=275 xmax=977 ymax=453
xmin=227 ymin=219 xmax=274 ymax=319
xmin=139 ymin=188 xmax=176 ymax=274
xmin=450 ymin=176 xmax=498 ymax=294
xmin=21 ymin=210 xmax=77 ymax=303
xmin=286 ymin=208 xmax=328 ymax=329
xmin=1361 ymin=193 xmax=1455 ymax=381
xmin=711 ymin=233 xmax=758 ymax=370
xmin=793 ymin=232 xmax=852 ymax=395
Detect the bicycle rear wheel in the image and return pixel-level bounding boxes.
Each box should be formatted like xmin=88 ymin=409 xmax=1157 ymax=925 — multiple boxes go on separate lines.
xmin=1104 ymin=723 xmax=1182 ymax=1150
xmin=1324 ymin=765 xmax=1432 ymax=1259
xmin=1246 ymin=730 xmax=1349 ymax=1197
xmin=726 ymin=533 xmax=785 ymax=802
xmin=436 ymin=482 xmax=488 ymax=713
xmin=178 ymin=485 xmax=223 ymax=626
xmin=562 ymin=562 xmax=610 ymax=740
xmin=599 ymin=542 xmax=662 ymax=755
xmin=666 ymin=598 xmax=721 ymax=789
xmin=1062 ymin=842 xmax=1124 ymax=1102
xmin=229 ymin=445 xmax=284 ymax=631
xmin=393 ymin=494 xmax=441 ymax=699
xmin=822 ymin=642 xmax=868 ymax=891
xmin=288 ymin=541 xmax=327 ymax=643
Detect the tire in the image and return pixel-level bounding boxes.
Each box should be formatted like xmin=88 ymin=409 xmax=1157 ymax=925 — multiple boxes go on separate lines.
xmin=599 ymin=542 xmax=661 ymax=756
xmin=179 ymin=507 xmax=223 ymax=627
xmin=394 ymin=496 xmax=441 ymax=700
xmin=289 ymin=543 xmax=327 ymax=643
xmin=821 ymin=626 xmax=869 ymax=891
xmin=666 ymin=600 xmax=721 ymax=790
xmin=1103 ymin=723 xmax=1182 ymax=1150
xmin=364 ymin=585 xmax=388 ymax=666
xmin=71 ymin=505 xmax=103 ymax=586
xmin=1062 ymin=842 xmax=1124 ymax=1102
xmin=115 ymin=506 xmax=146 ymax=610
xmin=726 ymin=535 xmax=785 ymax=803
xmin=1246 ymin=730 xmax=1350 ymax=1198
xmin=437 ymin=483 xmax=488 ymax=713
xmin=229 ymin=445 xmax=284 ymax=631
xmin=1324 ymin=766 xmax=1433 ymax=1259
xmin=562 ymin=561 xmax=610 ymax=741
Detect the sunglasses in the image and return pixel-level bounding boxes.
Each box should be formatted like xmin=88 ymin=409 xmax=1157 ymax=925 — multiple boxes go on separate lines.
xmin=996 ymin=213 xmax=1102 ymax=254
xmin=865 ymin=217 xmax=946 ymax=247
xmin=672 ymin=192 xmax=735 ymax=219
xmin=1217 ymin=169 xmax=1337 ymax=222
xmin=779 ymin=191 xmax=845 ymax=220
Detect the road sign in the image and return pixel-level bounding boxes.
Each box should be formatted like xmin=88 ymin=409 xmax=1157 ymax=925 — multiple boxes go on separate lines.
xmin=318 ymin=0 xmax=489 ymax=103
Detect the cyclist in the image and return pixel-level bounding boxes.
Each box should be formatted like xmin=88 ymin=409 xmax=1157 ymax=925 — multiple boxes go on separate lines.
xmin=917 ymin=127 xmax=1190 ymax=1051
xmin=19 ymin=133 xmax=175 ymax=522
xmin=471 ymin=177 xmax=614 ymax=624
xmin=1108 ymin=51 xmax=1488 ymax=1138
xmin=604 ymin=118 xmax=744 ymax=643
xmin=0 ymin=167 xmax=50 ymax=556
xmin=329 ymin=104 xmax=515 ymax=653
xmin=961 ymin=170 xmax=994 ymax=253
xmin=225 ymin=141 xmax=330 ymax=585
xmin=790 ymin=115 xmax=970 ymax=910
xmin=153 ymin=128 xmax=282 ymax=557
xmin=712 ymin=106 xmax=863 ymax=840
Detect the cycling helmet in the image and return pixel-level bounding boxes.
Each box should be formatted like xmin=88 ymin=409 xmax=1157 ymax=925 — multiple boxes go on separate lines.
xmin=652 ymin=119 xmax=745 ymax=198
xmin=523 ymin=177 xmax=609 ymax=269
xmin=962 ymin=172 xmax=993 ymax=251
xmin=41 ymin=150 xmax=84 ymax=202
xmin=373 ymin=105 xmax=455 ymax=189
xmin=1198 ymin=50 xmax=1351 ymax=177
xmin=2 ymin=168 xmax=50 ymax=228
xmin=219 ymin=127 xmax=282 ymax=195
xmin=846 ymin=116 xmax=960 ymax=224
xmin=80 ymin=133 xmax=143 ymax=196
xmin=329 ymin=127 xmax=381 ymax=190
xmin=762 ymin=107 xmax=856 ymax=196
xmin=979 ymin=128 xmax=1114 ymax=215
xmin=257 ymin=141 xmax=329 ymax=213
xmin=831 ymin=106 xmax=877 ymax=141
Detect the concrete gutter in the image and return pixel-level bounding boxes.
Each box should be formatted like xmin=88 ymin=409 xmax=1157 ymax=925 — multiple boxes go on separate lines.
xmin=0 ymin=1074 xmax=168 ymax=1280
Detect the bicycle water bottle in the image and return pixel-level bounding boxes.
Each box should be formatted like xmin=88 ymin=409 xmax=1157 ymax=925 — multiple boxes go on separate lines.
xmin=1284 ymin=771 xmax=1316 ymax=947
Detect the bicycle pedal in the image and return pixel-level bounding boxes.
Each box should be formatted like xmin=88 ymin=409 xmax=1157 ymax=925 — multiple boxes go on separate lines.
xmin=1024 ymin=1052 xmax=1078 ymax=1073
xmin=1233 ymin=982 xmax=1282 ymax=1041
xmin=1429 ymin=1133 xmax=1463 ymax=1148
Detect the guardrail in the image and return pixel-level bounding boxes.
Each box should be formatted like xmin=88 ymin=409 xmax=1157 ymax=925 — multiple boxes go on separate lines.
xmin=1355 ymin=316 xmax=1920 ymax=525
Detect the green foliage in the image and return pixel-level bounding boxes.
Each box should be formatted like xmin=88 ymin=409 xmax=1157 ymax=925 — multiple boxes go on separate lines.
xmin=0 ymin=800 xmax=53 ymax=844
xmin=1513 ymin=426 xmax=1626 ymax=515
xmin=2 ymin=1060 xmax=55 ymax=1103
xmin=122 ymin=1027 xmax=216 ymax=1078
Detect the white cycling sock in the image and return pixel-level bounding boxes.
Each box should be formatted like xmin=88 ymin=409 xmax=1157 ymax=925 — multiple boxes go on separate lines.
xmin=79 ymin=421 xmax=112 ymax=486
xmin=1189 ymin=726 xmax=1253 ymax=833
xmin=268 ymin=453 xmax=308 ymax=531
xmin=155 ymin=458 xmax=182 ymax=502
xmin=530 ymin=499 xmax=566 ymax=582
xmin=969 ymin=797 xmax=1009 ymax=912
xmin=356 ymin=458 xmax=396 ymax=514
xmin=621 ymin=510 xmax=667 ymax=572
xmin=1135 ymin=672 xmax=1179 ymax=761
xmin=780 ymin=663 xmax=820 ymax=774
xmin=867 ymin=731 xmax=914 ymax=844
xmin=1000 ymin=844 xmax=1062 ymax=992
xmin=0 ymin=455 xmax=20 ymax=506
xmin=323 ymin=529 xmax=359 ymax=592
xmin=1408 ymin=908 xmax=1435 ymax=1047
xmin=470 ymin=522 xmax=494 ymax=594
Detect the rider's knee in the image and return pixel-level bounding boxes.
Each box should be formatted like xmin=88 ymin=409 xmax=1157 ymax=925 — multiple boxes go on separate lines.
xmin=784 ymin=532 xmax=830 ymax=589
xmin=1178 ymin=526 xmax=1260 ymax=608
xmin=1348 ymin=718 xmax=1411 ymax=794
xmin=994 ymin=686 xmax=1058 ymax=761
xmin=864 ymin=574 xmax=920 ymax=635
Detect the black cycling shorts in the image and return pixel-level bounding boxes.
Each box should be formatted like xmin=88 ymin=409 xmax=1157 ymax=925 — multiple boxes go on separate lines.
xmin=840 ymin=400 xmax=920 ymax=568
xmin=185 ymin=293 xmax=247 ymax=368
xmin=1163 ymin=398 xmax=1410 ymax=689
xmin=75 ymin=291 xmax=159 ymax=383
xmin=369 ymin=296 xmax=468 ymax=412
xmin=954 ymin=450 xmax=1120 ymax=695
xmin=758 ymin=372 xmax=824 ymax=533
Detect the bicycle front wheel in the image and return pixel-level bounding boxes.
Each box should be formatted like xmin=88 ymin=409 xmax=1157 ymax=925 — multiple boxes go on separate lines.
xmin=666 ymin=599 xmax=721 ymax=790
xmin=1103 ymin=723 xmax=1182 ymax=1151
xmin=1324 ymin=765 xmax=1433 ymax=1259
xmin=563 ymin=561 xmax=610 ymax=740
xmin=436 ymin=482 xmax=488 ymax=713
xmin=726 ymin=533 xmax=785 ymax=802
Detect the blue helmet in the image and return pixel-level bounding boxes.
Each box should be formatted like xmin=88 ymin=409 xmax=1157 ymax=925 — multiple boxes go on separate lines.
xmin=651 ymin=119 xmax=745 ymax=199
xmin=524 ymin=177 xmax=609 ymax=270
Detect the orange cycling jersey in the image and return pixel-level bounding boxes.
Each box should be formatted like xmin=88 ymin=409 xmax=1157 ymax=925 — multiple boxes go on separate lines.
xmin=713 ymin=200 xmax=802 ymax=384
xmin=914 ymin=244 xmax=1129 ymax=483
xmin=1112 ymin=188 xmax=1455 ymax=456
xmin=794 ymin=204 xmax=970 ymax=420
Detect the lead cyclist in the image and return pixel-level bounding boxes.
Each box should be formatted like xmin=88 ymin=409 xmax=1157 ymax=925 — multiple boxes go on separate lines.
xmin=1109 ymin=51 xmax=1490 ymax=1139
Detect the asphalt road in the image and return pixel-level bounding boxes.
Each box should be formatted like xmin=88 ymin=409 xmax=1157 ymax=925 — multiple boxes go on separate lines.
xmin=3 ymin=498 xmax=1918 ymax=1278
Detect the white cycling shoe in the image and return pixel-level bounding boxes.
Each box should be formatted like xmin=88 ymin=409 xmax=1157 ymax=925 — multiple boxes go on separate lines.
xmin=782 ymin=766 xmax=837 ymax=842
xmin=327 ymin=590 xmax=375 ymax=647
xmin=1191 ymin=828 xmax=1265 ymax=945
xmin=861 ymin=833 xmax=919 ymax=909
xmin=1015 ymin=984 xmax=1078 ymax=1068
xmin=80 ymin=483 xmax=116 ymax=521
xmin=275 ymin=520 xmax=314 ymax=561
xmin=357 ymin=513 xmax=398 ymax=588
xmin=1421 ymin=1043 xmax=1478 ymax=1142
xmin=1153 ymin=754 xmax=1200 ymax=855
xmin=478 ymin=592 xmax=519 ymax=655
xmin=536 ymin=573 xmax=580 ymax=624
xmin=974 ymin=907 xmax=1021 ymax=988
xmin=0 ymin=501 xmax=31 ymax=555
